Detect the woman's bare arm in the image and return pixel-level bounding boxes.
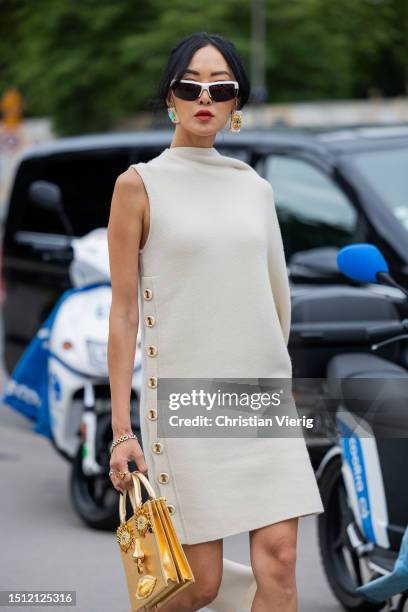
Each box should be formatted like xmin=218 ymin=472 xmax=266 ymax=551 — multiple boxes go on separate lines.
xmin=107 ymin=167 xmax=149 ymax=490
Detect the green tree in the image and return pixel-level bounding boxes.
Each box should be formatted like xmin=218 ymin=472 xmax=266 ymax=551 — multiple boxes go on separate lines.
xmin=0 ymin=0 xmax=406 ymax=135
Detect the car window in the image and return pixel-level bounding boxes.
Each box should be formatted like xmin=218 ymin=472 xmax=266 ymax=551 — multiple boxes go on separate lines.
xmin=350 ymin=147 xmax=408 ymax=232
xmin=261 ymin=155 xmax=357 ymax=259
xmin=17 ymin=151 xmax=131 ymax=237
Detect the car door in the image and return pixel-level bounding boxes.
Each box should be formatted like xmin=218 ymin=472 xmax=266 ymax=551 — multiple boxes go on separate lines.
xmin=2 ymin=147 xmax=133 ymax=373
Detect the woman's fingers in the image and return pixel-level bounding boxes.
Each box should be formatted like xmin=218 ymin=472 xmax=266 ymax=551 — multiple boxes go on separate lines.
xmin=110 ymin=452 xmax=132 ymax=493
xmin=109 ymin=439 xmax=148 ymax=492
xmin=110 ymin=463 xmax=132 ymax=493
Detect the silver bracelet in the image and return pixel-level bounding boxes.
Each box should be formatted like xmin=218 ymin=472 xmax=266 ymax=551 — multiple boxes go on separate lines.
xmin=110 ymin=432 xmax=136 ymax=454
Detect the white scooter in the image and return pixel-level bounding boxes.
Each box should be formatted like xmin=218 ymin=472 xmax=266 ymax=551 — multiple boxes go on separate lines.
xmin=2 ymin=180 xmax=142 ymax=529
xmin=53 ymin=227 xmax=143 ymax=529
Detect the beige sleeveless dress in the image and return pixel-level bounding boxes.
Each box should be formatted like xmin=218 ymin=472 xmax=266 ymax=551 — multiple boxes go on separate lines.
xmin=130 ymin=145 xmax=324 ymax=546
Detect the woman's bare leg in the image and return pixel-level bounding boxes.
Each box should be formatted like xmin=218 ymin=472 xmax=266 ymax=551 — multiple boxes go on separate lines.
xmin=249 ymin=517 xmax=299 ymax=612
xmin=159 ymin=538 xmax=223 ymax=612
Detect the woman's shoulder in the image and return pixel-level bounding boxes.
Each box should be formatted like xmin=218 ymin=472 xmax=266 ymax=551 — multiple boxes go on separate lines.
xmin=112 ymin=166 xmax=149 ymax=212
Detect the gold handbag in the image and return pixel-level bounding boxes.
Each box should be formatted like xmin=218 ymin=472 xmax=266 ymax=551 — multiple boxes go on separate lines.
xmin=116 ymin=470 xmax=195 ymax=611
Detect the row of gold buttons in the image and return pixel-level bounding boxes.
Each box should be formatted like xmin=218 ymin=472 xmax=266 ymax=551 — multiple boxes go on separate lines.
xmin=143 ymin=284 xmax=175 ymax=516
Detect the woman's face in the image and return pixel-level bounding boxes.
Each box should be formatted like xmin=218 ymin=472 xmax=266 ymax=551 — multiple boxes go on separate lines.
xmin=166 ymin=44 xmax=240 ymax=138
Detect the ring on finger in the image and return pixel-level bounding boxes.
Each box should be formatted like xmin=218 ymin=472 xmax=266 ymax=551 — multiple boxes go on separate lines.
xmin=119 ymin=471 xmax=129 ymax=480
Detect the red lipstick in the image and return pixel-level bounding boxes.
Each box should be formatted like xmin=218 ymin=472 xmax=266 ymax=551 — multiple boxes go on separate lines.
xmin=195 ymin=110 xmax=214 ymax=122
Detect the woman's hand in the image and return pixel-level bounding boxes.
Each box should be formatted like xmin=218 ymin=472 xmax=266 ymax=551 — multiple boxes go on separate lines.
xmin=109 ymin=438 xmax=148 ymax=494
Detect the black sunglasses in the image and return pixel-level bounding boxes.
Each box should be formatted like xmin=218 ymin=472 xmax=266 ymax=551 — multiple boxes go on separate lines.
xmin=170 ymin=79 xmax=239 ymax=102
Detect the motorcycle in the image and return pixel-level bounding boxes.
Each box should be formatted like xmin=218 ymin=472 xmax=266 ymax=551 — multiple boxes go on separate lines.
xmin=2 ymin=180 xmax=142 ymax=530
xmin=316 ymin=243 xmax=408 ymax=612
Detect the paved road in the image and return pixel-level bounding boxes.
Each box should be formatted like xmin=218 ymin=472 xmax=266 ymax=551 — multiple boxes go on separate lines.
xmin=0 ymin=396 xmax=345 ymax=612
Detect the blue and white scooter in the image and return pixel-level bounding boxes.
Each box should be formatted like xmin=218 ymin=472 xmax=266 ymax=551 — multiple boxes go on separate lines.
xmin=317 ymin=243 xmax=408 ymax=612
xmin=2 ymin=181 xmax=143 ymax=530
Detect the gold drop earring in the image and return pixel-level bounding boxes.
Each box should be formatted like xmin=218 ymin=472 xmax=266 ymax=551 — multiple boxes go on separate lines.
xmin=229 ymin=102 xmax=243 ymax=133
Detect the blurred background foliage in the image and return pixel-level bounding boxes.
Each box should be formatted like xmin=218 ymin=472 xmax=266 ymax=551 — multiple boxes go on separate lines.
xmin=0 ymin=0 xmax=407 ymax=135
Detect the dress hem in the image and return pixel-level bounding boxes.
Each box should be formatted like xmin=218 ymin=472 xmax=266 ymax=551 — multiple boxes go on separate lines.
xmin=177 ymin=505 xmax=325 ymax=546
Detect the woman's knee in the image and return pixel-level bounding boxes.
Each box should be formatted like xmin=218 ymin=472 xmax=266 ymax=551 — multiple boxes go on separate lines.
xmin=253 ymin=540 xmax=297 ymax=589
xmin=182 ymin=539 xmax=223 ymax=607
xmin=250 ymin=521 xmax=298 ymax=591
xmin=190 ymin=571 xmax=222 ymax=607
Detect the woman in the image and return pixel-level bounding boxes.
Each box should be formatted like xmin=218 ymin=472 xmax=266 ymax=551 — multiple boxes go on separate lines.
xmin=107 ymin=31 xmax=324 ymax=612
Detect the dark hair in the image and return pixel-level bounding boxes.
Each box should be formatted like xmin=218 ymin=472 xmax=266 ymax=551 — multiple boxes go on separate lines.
xmin=154 ymin=32 xmax=250 ymax=113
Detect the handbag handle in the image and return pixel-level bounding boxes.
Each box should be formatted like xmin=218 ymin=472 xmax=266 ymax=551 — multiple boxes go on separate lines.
xmin=119 ymin=472 xmax=142 ymax=523
xmin=118 ymin=471 xmax=159 ymax=523
xmin=132 ymin=470 xmax=158 ymax=500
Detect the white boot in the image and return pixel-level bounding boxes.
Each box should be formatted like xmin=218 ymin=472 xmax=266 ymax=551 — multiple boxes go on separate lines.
xmin=206 ymin=558 xmax=257 ymax=612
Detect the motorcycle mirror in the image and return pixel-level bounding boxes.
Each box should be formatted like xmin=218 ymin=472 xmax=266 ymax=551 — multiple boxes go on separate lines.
xmin=28 ymin=180 xmax=62 ymax=212
xmin=28 ymin=180 xmax=74 ymax=237
xmin=337 ymin=243 xmax=389 ymax=284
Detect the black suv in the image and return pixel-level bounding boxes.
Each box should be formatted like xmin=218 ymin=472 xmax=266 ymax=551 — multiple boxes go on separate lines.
xmin=3 ymin=126 xmax=408 ymax=377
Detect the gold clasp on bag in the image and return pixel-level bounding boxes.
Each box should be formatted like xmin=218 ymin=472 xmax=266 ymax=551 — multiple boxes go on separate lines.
xmin=134 ymin=506 xmax=152 ymax=537
xmin=117 ymin=522 xmax=135 ymax=553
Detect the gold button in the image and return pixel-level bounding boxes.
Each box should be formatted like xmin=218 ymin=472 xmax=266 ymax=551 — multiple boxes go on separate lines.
xmin=146 ymin=345 xmax=157 ymax=357
xmin=167 ymin=504 xmax=176 ymax=515
xmin=158 ymin=472 xmax=170 ymax=484
xmin=147 ymin=376 xmax=157 ymax=388
xmin=145 ymin=315 xmax=155 ymax=327
xmin=147 ymin=409 xmax=157 ymax=420
xmin=152 ymin=442 xmax=163 ymax=454
xmin=143 ymin=288 xmax=153 ymax=300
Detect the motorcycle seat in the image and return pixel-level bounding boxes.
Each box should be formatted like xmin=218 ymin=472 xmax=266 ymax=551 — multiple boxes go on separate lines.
xmin=326 ymin=353 xmax=408 ymax=435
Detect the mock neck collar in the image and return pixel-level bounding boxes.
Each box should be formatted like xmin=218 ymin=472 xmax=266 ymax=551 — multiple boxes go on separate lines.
xmin=159 ymin=144 xmax=252 ymax=172
xmin=163 ymin=145 xmax=221 ymax=158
